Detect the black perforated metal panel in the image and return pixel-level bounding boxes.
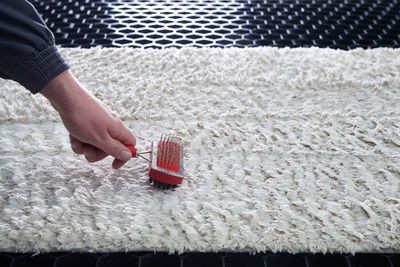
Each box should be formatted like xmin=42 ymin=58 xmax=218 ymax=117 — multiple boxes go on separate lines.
xmin=32 ymin=0 xmax=400 ymax=49
xmin=1 ymin=252 xmax=399 ymax=267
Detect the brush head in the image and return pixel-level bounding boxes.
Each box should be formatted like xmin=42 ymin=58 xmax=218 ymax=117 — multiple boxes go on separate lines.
xmin=148 ymin=134 xmax=184 ymax=189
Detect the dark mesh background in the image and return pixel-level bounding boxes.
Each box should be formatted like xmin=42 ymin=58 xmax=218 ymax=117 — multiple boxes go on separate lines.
xmin=1 ymin=252 xmax=399 ymax=267
xmin=32 ymin=0 xmax=400 ymax=49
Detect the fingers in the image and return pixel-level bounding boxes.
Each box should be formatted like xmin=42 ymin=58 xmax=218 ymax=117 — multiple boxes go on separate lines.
xmin=82 ymin=144 xmax=108 ymax=163
xmin=80 ymin=140 xmax=130 ymax=168
xmin=112 ymin=158 xmax=128 ymax=170
xmin=69 ymin=111 xmax=136 ymax=169
xmin=96 ymin=136 xmax=132 ymax=165
xmin=70 ymin=134 xmax=84 ymax=154
xmin=71 ymin=133 xmax=133 ymax=168
xmin=70 ymin=135 xmax=108 ymax=163
xmin=72 ymin=137 xmax=131 ymax=168
xmin=99 ymin=121 xmax=137 ymax=169
xmin=108 ymin=121 xmax=136 ymax=147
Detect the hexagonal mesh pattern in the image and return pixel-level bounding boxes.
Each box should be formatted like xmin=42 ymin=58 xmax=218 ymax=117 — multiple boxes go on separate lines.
xmin=32 ymin=0 xmax=400 ymax=49
xmin=0 ymin=252 xmax=398 ymax=267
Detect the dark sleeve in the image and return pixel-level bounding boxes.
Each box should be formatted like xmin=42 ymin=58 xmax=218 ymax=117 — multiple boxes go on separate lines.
xmin=0 ymin=0 xmax=70 ymax=94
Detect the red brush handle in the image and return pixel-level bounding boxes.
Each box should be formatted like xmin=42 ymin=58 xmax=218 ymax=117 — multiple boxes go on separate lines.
xmin=125 ymin=145 xmax=137 ymax=158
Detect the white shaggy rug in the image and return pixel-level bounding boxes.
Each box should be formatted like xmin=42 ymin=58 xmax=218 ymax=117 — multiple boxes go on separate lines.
xmin=0 ymin=47 xmax=400 ymax=254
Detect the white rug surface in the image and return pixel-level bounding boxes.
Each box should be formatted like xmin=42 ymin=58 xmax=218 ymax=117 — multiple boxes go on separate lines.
xmin=0 ymin=47 xmax=400 ymax=254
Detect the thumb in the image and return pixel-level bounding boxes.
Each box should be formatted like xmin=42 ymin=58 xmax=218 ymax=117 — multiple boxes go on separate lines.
xmin=98 ymin=136 xmax=132 ymax=162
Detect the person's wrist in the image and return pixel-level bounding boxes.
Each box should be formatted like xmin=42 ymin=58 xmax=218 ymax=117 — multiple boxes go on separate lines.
xmin=40 ymin=70 xmax=88 ymax=114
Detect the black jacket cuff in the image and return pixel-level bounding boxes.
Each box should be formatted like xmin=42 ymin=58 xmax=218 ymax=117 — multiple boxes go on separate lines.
xmin=8 ymin=45 xmax=70 ymax=94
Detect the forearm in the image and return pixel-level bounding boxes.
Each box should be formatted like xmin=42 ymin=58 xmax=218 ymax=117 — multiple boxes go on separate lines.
xmin=40 ymin=70 xmax=90 ymax=113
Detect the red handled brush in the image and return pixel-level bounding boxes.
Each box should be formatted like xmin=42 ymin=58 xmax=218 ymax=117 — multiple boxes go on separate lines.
xmin=126 ymin=134 xmax=184 ymax=189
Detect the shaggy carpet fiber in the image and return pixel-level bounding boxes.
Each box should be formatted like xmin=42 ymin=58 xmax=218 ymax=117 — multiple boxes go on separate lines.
xmin=0 ymin=47 xmax=400 ymax=254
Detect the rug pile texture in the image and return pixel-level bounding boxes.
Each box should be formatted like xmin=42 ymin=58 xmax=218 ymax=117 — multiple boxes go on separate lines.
xmin=0 ymin=47 xmax=400 ymax=254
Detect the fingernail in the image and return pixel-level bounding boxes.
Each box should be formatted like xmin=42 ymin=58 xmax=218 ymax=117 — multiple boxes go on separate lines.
xmin=118 ymin=150 xmax=132 ymax=161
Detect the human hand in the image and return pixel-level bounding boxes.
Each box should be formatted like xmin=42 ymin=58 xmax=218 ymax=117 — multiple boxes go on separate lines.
xmin=41 ymin=70 xmax=136 ymax=169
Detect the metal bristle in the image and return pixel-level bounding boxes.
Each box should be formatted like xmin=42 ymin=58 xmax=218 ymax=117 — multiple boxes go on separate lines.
xmin=157 ymin=133 xmax=182 ymax=172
